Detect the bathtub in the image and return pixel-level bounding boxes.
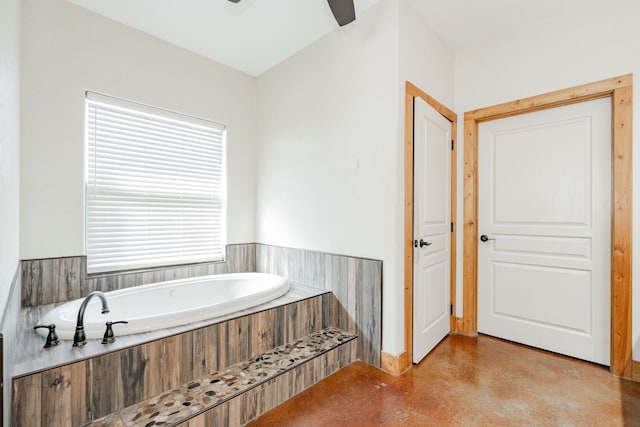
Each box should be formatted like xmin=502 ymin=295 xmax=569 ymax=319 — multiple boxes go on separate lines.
xmin=36 ymin=272 xmax=290 ymax=340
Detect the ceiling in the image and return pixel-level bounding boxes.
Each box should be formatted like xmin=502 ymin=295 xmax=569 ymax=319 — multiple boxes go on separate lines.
xmin=65 ymin=0 xmax=382 ymax=76
xmin=65 ymin=0 xmax=619 ymax=77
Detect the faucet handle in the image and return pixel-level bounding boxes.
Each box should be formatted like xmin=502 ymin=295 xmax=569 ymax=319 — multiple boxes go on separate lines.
xmin=34 ymin=324 xmax=61 ymax=348
xmin=102 ymin=320 xmax=128 ymax=344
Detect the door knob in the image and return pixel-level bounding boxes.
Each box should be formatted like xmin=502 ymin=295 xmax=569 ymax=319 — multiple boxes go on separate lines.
xmin=480 ymin=235 xmax=495 ymax=242
xmin=419 ymin=239 xmax=432 ymax=247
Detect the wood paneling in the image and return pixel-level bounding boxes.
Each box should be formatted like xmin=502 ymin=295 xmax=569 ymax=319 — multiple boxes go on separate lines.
xmin=21 ymin=243 xmax=256 ymax=307
xmin=20 ymin=243 xmax=376 ymax=369
xmin=180 ymin=339 xmax=357 ymax=427
xmin=402 ymin=81 xmax=458 ymax=374
xmin=15 ymin=284 xmax=326 ymax=378
xmin=89 ymin=349 xmax=126 ymax=417
xmin=43 ymin=363 xmax=89 ymax=426
xmin=12 ymin=361 xmax=90 ymax=427
xmin=11 ymin=372 xmax=41 ymax=426
xmin=86 ymin=329 xmax=356 ymax=426
xmin=11 ymin=294 xmax=332 ymax=425
xmin=462 ymin=74 xmax=633 ymax=377
xmin=256 ymin=244 xmax=382 ymax=367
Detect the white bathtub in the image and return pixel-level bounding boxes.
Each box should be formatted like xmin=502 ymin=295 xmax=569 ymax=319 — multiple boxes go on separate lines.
xmin=36 ymin=272 xmax=290 ymax=340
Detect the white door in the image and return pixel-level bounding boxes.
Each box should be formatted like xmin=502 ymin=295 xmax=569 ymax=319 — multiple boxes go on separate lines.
xmin=478 ymin=97 xmax=611 ymax=365
xmin=413 ymin=97 xmax=451 ymax=363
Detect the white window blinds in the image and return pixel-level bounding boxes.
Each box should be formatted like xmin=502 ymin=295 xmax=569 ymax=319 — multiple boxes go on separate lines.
xmin=85 ymin=92 xmax=226 ymax=274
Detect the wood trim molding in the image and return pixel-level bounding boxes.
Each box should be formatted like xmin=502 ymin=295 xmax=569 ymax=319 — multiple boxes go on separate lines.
xmin=453 ymin=317 xmax=466 ymax=334
xmin=381 ymin=351 xmax=411 ymax=376
xmin=407 ymin=82 xmax=457 ymax=122
xmin=462 ymin=74 xmax=633 ymax=377
xmin=464 ymin=75 xmax=632 ymax=121
xmin=633 ymin=360 xmax=640 ymax=382
xmin=399 ymin=82 xmax=457 ymax=374
xmin=402 ymin=86 xmax=414 ymax=375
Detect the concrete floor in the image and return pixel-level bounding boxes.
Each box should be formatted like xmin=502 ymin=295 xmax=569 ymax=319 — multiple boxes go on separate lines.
xmin=248 ymin=334 xmax=640 ymax=426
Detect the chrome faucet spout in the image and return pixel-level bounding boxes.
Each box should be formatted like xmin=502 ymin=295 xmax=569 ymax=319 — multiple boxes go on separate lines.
xmin=73 ymin=291 xmax=110 ymax=347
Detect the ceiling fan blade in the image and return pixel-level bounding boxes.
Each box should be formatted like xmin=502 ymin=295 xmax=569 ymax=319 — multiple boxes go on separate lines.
xmin=327 ymin=0 xmax=356 ymax=26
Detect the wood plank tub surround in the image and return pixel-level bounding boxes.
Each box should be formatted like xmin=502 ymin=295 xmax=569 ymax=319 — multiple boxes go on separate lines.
xmin=255 ymin=244 xmax=382 ymax=368
xmin=12 ymin=290 xmax=336 ymax=426
xmin=21 ymin=244 xmax=257 ymax=307
xmin=14 ymin=282 xmax=326 ymax=377
xmin=13 ymin=243 xmax=383 ymax=424
xmin=21 ymin=243 xmax=382 ymax=370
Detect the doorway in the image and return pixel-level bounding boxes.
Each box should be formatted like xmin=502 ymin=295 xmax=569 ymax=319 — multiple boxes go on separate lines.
xmin=379 ymin=82 xmax=457 ymax=374
xmin=412 ymin=96 xmax=453 ymax=363
xmin=477 ymin=98 xmax=612 ymax=365
xmin=462 ymin=75 xmax=633 ymax=377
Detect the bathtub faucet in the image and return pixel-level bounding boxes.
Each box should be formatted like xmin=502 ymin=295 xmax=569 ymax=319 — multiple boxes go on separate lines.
xmin=73 ymin=291 xmax=110 ymax=347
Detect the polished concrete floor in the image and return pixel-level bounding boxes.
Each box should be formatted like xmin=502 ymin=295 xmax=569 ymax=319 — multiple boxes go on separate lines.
xmin=248 ymin=334 xmax=640 ymax=426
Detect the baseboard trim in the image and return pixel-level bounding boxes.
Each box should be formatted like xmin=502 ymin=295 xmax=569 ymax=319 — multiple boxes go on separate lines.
xmin=381 ymin=351 xmax=412 ymax=376
xmin=452 ymin=316 xmax=466 ymax=334
xmin=632 ymin=360 xmax=640 ymax=382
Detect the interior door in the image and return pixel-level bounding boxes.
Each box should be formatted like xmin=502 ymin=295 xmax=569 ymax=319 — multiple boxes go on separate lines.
xmin=413 ymin=97 xmax=451 ymax=363
xmin=478 ymin=97 xmax=611 ymax=365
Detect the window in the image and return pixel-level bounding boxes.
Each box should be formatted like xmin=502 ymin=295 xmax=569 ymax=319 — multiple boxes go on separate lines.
xmin=85 ymin=92 xmax=226 ymax=274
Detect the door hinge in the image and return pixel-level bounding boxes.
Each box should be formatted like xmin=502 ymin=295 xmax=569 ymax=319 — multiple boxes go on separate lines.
xmin=450 ymin=304 xmax=453 ymax=315
xmin=451 ymin=222 xmax=454 ymax=233
xmin=451 ymin=140 xmax=454 ymax=151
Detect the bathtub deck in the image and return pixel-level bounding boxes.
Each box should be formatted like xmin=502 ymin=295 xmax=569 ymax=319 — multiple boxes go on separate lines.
xmin=14 ymin=281 xmax=327 ymax=377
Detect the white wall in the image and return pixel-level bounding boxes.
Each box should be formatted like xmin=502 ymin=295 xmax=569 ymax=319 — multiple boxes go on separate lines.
xmin=454 ymin=0 xmax=640 ymax=358
xmin=398 ymin=1 xmax=455 ymax=108
xmin=257 ymin=0 xmax=455 ymax=356
xmin=257 ymin=0 xmax=398 ymax=351
xmin=20 ymin=0 xmax=258 ymax=260
xmin=0 ymin=0 xmax=21 ymax=310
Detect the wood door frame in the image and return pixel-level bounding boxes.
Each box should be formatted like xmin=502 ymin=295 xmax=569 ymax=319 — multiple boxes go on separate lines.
xmin=462 ymin=74 xmax=633 ymax=377
xmin=382 ymin=82 xmax=457 ymax=375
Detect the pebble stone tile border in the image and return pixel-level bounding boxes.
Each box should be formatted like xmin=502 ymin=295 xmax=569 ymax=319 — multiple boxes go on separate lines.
xmin=89 ymin=327 xmax=356 ymax=427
